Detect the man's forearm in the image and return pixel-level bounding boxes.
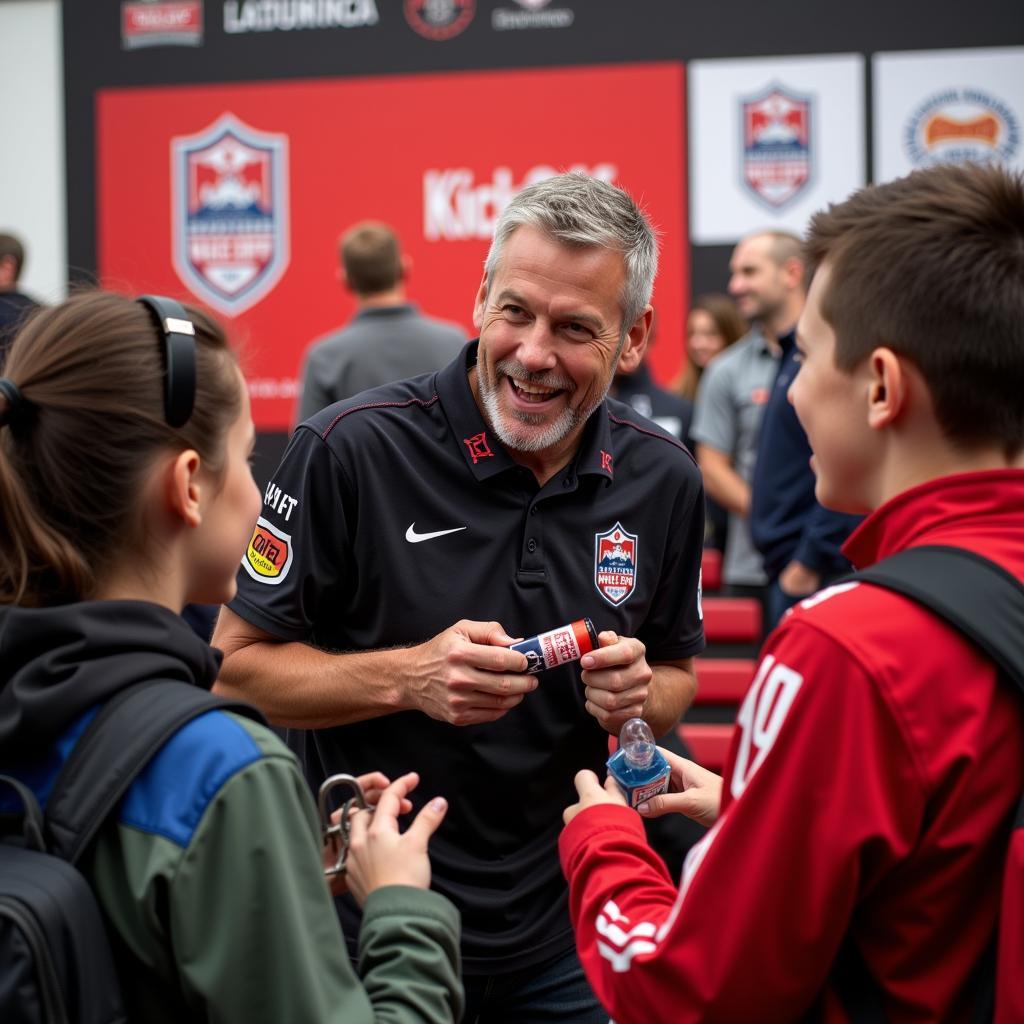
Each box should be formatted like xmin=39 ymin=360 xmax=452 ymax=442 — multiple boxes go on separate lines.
xmin=214 ymin=641 xmax=408 ymax=728
xmin=644 ymin=661 xmax=698 ymax=738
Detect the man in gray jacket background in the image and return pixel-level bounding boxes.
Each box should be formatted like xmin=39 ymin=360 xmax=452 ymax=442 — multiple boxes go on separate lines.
xmin=296 ymin=220 xmax=466 ymax=423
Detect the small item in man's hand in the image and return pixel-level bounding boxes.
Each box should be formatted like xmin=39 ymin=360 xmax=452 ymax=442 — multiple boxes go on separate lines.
xmin=510 ymin=618 xmax=599 ymax=674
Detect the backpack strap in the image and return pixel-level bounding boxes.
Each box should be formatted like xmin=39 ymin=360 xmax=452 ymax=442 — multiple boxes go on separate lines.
xmin=44 ymin=679 xmax=266 ymax=864
xmin=0 ymin=773 xmax=46 ymax=851
xmin=851 ymin=544 xmax=1024 ymax=695
xmin=827 ymin=544 xmax=1024 ymax=1023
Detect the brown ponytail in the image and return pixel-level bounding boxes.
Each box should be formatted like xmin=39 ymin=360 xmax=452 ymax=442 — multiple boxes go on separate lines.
xmin=0 ymin=290 xmax=242 ymax=607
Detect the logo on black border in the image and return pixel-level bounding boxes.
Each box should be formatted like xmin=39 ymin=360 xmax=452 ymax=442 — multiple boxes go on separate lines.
xmin=121 ymin=1 xmax=203 ymax=49
xmin=405 ymin=0 xmax=475 ymax=40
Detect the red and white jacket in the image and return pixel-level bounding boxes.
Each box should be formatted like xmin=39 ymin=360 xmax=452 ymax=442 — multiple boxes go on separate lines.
xmin=560 ymin=470 xmax=1024 ymax=1023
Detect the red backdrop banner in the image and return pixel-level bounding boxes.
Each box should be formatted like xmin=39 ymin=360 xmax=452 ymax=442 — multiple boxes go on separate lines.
xmin=98 ymin=62 xmax=687 ymax=430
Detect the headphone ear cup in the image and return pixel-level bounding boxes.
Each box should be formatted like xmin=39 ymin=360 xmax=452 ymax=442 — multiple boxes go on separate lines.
xmin=137 ymin=295 xmax=197 ymax=428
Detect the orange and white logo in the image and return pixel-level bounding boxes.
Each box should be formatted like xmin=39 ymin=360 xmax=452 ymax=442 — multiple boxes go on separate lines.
xmin=243 ymin=516 xmax=293 ymax=584
xmin=905 ymin=87 xmax=1019 ymax=167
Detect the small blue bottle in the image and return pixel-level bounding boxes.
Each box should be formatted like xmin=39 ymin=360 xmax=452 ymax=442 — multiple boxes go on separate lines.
xmin=607 ymin=718 xmax=671 ymax=808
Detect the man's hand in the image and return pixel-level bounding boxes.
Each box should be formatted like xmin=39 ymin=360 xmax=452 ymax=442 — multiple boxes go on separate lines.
xmin=563 ymin=769 xmax=628 ymax=826
xmin=778 ymin=560 xmax=821 ymax=598
xmin=579 ymin=631 xmax=653 ymax=734
xmin=402 ymin=620 xmax=532 ymax=727
xmin=343 ymin=772 xmax=448 ymax=908
xmin=636 ymin=749 xmax=722 ymax=828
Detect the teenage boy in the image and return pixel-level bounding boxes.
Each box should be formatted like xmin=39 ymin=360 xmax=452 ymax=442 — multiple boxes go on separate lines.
xmin=559 ymin=161 xmax=1024 ymax=1022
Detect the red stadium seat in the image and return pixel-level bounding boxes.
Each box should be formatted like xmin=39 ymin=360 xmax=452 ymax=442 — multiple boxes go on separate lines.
xmin=693 ymin=658 xmax=756 ymax=705
xmin=701 ymin=596 xmax=762 ymax=644
xmin=701 ymin=547 xmax=722 ymax=592
xmin=679 ymin=723 xmax=735 ymax=774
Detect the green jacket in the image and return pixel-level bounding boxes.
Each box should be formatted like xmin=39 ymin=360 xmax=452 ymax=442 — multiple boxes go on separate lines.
xmin=84 ymin=712 xmax=463 ymax=1023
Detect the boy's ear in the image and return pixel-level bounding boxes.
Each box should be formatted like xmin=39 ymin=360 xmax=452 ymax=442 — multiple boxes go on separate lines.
xmin=866 ymin=348 xmax=906 ymax=430
xmin=167 ymin=449 xmax=203 ymax=528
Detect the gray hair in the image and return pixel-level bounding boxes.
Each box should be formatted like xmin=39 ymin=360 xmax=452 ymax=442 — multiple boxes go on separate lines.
xmin=483 ymin=173 xmax=659 ymax=334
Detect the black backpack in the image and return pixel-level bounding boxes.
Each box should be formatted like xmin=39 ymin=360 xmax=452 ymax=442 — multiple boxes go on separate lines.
xmin=832 ymin=544 xmax=1024 ymax=1023
xmin=0 ymin=679 xmax=265 ymax=1024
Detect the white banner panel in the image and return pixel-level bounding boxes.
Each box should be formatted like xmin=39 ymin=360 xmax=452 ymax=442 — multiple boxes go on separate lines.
xmin=689 ymin=54 xmax=865 ymax=245
xmin=873 ymin=47 xmax=1024 ymax=183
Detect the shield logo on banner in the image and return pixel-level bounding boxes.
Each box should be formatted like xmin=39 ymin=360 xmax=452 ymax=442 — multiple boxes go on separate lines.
xmin=740 ymin=85 xmax=813 ymax=209
xmin=594 ymin=522 xmax=638 ymax=606
xmin=172 ymin=113 xmax=289 ymax=316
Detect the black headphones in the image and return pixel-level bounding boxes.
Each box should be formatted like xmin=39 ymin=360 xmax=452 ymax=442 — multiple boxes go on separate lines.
xmin=137 ymin=295 xmax=197 ymax=428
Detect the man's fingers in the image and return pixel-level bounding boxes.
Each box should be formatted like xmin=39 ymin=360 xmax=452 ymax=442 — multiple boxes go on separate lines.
xmin=580 ymin=636 xmax=648 ymax=677
xmin=458 ymin=665 xmax=536 ymax=694
xmin=457 ymin=619 xmax=520 ymax=649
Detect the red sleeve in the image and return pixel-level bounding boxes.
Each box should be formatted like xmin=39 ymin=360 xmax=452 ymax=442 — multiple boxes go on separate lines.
xmin=559 ymin=616 xmax=926 ymax=1023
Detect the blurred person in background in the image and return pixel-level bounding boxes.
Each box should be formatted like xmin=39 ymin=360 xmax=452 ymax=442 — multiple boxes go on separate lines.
xmin=739 ymin=232 xmax=860 ymax=630
xmin=677 ymin=293 xmax=746 ymax=553
xmin=611 ymin=310 xmax=693 ymax=444
xmin=675 ymin=293 xmax=745 ymax=402
xmin=296 ymin=221 xmax=466 ymax=424
xmin=0 ymin=233 xmax=41 ymax=365
xmin=690 ymin=245 xmax=785 ymax=605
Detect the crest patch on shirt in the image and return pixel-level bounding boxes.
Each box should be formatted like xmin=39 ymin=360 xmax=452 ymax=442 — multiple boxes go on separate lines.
xmin=594 ymin=523 xmax=638 ymax=606
xmin=242 ymin=516 xmax=293 ymax=584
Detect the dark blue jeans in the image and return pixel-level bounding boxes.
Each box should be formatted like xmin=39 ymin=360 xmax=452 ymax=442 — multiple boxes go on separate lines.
xmin=462 ymin=947 xmax=608 ymax=1024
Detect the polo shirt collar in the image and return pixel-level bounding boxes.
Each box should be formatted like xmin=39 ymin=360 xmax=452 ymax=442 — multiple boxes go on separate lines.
xmin=437 ymin=341 xmax=615 ymax=485
xmin=747 ymin=324 xmax=776 ymax=358
xmin=352 ymin=303 xmax=417 ymax=321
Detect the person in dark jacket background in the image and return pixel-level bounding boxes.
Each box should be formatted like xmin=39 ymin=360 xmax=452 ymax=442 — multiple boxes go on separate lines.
xmin=0 ymin=232 xmax=41 ymax=365
xmin=736 ymin=231 xmax=861 ymax=631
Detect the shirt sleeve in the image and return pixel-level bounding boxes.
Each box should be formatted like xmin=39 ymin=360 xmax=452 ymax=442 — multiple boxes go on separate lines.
xmin=690 ymin=358 xmax=737 ymax=455
xmin=560 ymin=616 xmax=923 ymax=1023
xmin=228 ymin=425 xmax=354 ymax=641
xmin=791 ymin=504 xmax=862 ymax=575
xmin=171 ymin=735 xmax=463 ymax=1024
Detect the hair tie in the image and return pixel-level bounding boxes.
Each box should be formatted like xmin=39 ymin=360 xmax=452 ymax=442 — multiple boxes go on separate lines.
xmin=0 ymin=377 xmax=28 ymax=427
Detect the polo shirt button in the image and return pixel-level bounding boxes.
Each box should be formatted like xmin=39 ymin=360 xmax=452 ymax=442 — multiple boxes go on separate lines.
xmin=530 ymin=506 xmax=539 ymax=516
xmin=562 ymin=477 xmax=573 ymax=488
xmin=527 ymin=538 xmax=537 ymax=552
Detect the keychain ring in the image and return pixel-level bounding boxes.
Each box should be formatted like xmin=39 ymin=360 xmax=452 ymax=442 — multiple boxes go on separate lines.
xmin=318 ymin=773 xmax=369 ymax=877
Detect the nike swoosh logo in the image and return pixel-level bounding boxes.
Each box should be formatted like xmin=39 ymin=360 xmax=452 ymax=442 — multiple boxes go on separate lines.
xmin=405 ymin=523 xmax=468 ymax=544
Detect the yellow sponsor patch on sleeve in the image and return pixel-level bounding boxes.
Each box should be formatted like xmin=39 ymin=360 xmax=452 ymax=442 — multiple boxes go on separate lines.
xmin=242 ymin=516 xmax=293 ymax=585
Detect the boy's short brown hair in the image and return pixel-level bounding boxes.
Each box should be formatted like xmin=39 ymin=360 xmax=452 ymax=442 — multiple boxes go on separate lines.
xmin=805 ymin=162 xmax=1024 ymax=455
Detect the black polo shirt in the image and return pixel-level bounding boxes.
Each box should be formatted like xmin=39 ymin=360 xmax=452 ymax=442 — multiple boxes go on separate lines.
xmin=229 ymin=341 xmax=705 ymax=973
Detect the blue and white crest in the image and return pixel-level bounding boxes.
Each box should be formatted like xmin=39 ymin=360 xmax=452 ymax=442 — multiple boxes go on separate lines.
xmin=741 ymin=84 xmax=813 ymax=209
xmin=594 ymin=522 xmax=638 ymax=606
xmin=172 ymin=113 xmax=289 ymax=316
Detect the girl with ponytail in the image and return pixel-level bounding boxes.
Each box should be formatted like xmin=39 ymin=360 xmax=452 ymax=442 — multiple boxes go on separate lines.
xmin=0 ymin=291 xmax=460 ymax=1023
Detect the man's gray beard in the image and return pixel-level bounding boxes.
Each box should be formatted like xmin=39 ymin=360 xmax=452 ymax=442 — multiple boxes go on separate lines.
xmin=478 ymin=361 xmax=609 ymax=454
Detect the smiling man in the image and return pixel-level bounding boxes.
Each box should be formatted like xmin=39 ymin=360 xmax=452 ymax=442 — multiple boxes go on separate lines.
xmin=213 ymin=174 xmax=705 ymax=1023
